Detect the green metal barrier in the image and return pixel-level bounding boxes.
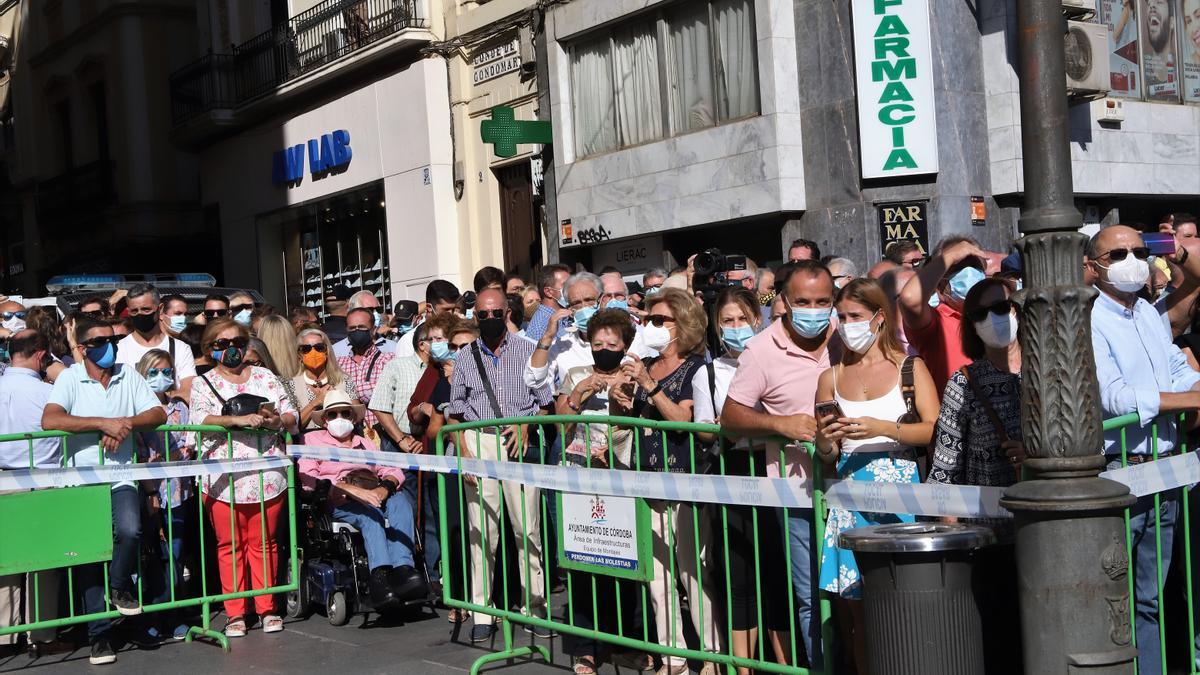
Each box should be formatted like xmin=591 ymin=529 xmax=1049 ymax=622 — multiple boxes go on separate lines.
xmin=435 ymin=414 xmax=833 ymax=675
xmin=1102 ymin=412 xmax=1198 ymax=675
xmin=0 ymin=425 xmax=298 ymax=652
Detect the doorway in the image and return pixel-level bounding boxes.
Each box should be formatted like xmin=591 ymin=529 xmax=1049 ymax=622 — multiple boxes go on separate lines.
xmin=495 ymin=162 xmax=539 ymax=278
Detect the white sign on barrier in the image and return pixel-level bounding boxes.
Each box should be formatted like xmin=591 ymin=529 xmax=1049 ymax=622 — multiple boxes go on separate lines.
xmin=560 ymin=492 xmax=639 ymax=570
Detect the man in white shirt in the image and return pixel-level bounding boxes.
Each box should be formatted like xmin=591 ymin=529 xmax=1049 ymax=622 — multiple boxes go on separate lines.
xmin=115 ymin=284 xmax=196 ymax=396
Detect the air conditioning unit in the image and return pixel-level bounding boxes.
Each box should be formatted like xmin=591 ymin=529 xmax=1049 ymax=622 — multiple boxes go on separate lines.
xmin=1062 ymin=0 xmax=1096 ymax=19
xmin=1065 ymin=20 xmax=1110 ymax=99
xmin=518 ymin=24 xmax=536 ymax=74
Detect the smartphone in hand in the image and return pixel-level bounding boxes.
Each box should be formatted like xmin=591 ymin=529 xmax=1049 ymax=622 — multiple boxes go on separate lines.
xmin=814 ymin=400 xmax=845 ymax=422
xmin=1144 ymin=232 xmax=1176 ymax=258
xmin=259 ymin=402 xmax=277 ymax=416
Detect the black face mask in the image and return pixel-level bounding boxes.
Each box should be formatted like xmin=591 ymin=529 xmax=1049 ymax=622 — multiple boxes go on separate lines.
xmin=347 ymin=329 xmax=374 ymax=350
xmin=131 ymin=313 xmax=158 ymax=334
xmin=478 ymin=317 xmax=507 ymax=342
xmin=591 ymin=348 xmax=625 ymax=373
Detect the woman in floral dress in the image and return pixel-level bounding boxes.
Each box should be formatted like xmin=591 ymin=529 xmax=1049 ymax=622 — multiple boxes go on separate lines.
xmin=190 ymin=318 xmax=297 ymax=638
xmin=813 ymin=279 xmax=939 ymax=673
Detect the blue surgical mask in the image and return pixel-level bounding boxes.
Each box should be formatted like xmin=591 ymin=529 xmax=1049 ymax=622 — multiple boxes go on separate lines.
xmin=233 ymin=309 xmax=252 ymax=326
xmin=430 ymin=341 xmax=453 ymax=362
xmin=643 ymin=286 xmax=661 ymax=296
xmin=605 ymin=299 xmax=629 ymax=312
xmin=789 ymin=306 xmax=832 ymax=339
xmin=147 ymin=372 xmax=173 ymax=393
xmin=721 ymin=325 xmax=756 ymax=353
xmin=1015 ymin=280 xmax=1024 ymax=292
xmin=573 ymin=306 xmax=597 ymax=333
xmin=464 ymin=309 xmax=474 ymax=320
xmin=373 ymin=310 xmax=382 ymax=328
xmin=948 ymin=266 xmax=985 ymax=301
xmin=396 ymin=322 xmax=414 ymax=336
xmin=556 ymin=289 xmax=569 ymax=308
xmin=168 ymin=315 xmax=188 ymax=333
xmin=85 ymin=342 xmax=117 ymax=369
xmin=928 ymin=293 xmax=941 ymax=308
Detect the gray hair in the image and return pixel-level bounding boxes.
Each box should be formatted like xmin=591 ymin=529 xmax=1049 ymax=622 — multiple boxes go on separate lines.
xmin=564 ymin=271 xmax=603 ymax=299
xmin=828 ymin=257 xmax=859 ymax=278
xmin=126 ymin=283 xmax=160 ymax=305
xmin=643 ymin=267 xmax=667 ymax=282
xmin=348 ymin=291 xmax=379 ymax=309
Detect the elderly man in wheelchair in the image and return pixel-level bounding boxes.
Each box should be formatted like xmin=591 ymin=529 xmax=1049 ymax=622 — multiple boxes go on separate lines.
xmin=298 ymin=391 xmax=426 ymax=607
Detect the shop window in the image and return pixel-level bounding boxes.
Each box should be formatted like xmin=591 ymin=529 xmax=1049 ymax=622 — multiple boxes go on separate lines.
xmin=569 ymin=0 xmax=759 ymax=159
xmin=263 ymin=182 xmax=391 ymax=316
xmin=1099 ymin=0 xmax=1200 ymax=103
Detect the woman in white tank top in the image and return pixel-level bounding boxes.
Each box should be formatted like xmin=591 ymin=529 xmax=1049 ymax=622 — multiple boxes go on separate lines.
xmin=813 ymin=279 xmax=940 ymax=673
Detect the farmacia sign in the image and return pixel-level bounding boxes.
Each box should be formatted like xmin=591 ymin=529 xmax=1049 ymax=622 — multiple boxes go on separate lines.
xmin=851 ymin=0 xmax=939 ymax=179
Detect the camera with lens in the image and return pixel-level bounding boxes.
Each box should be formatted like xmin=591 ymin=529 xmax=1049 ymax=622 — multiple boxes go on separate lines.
xmin=693 ymin=248 xmax=748 ymax=301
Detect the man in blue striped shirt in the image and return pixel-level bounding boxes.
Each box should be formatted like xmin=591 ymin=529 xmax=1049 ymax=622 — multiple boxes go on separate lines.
xmin=449 ymin=288 xmax=553 ymax=642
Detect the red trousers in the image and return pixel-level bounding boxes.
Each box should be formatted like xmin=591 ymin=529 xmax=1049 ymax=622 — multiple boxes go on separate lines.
xmin=204 ymin=494 xmax=284 ymax=617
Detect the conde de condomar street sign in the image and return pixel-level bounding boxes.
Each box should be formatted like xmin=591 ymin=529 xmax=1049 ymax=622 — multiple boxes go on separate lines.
xmin=851 ymin=0 xmax=939 ymax=179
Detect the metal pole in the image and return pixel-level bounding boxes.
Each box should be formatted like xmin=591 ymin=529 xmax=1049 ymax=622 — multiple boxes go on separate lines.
xmin=1001 ymin=1 xmax=1136 ymax=673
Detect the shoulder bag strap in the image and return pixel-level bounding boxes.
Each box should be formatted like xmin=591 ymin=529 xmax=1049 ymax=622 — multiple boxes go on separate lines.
xmin=365 ymin=349 xmax=383 ymax=382
xmin=900 ymin=356 xmax=919 ymax=421
xmin=169 ymin=337 xmax=177 ymax=364
xmin=471 ymin=343 xmax=504 ymax=420
xmin=198 ymin=373 xmax=226 ymax=406
xmin=705 ymin=361 xmax=716 ymax=414
xmin=960 ymin=365 xmax=1011 ymax=445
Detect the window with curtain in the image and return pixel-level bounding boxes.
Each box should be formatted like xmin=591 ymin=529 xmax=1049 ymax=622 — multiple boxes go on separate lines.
xmin=569 ymin=0 xmax=759 ymax=159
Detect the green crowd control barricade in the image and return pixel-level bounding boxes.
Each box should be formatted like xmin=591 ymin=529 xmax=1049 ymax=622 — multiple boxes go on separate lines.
xmin=1102 ymin=412 xmax=1199 ymax=675
xmin=0 ymin=425 xmax=298 ymax=652
xmin=435 ymin=415 xmax=835 ymax=675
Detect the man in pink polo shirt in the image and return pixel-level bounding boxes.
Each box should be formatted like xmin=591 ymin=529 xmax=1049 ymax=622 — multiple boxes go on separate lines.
xmin=723 ymin=260 xmax=841 ymax=668
xmin=898 ymin=236 xmax=988 ymax=392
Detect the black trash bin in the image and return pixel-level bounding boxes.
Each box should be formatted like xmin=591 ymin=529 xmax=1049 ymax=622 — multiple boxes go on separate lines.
xmin=840 ymin=522 xmax=996 ymax=675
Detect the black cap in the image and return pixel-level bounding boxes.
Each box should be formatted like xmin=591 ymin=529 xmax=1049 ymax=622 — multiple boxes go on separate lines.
xmin=393 ymin=300 xmax=418 ymax=322
xmin=327 ymin=284 xmax=353 ymax=301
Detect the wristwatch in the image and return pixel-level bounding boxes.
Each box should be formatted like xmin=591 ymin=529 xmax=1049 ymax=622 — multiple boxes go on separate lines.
xmin=1178 ymin=246 xmax=1190 ymax=264
xmin=535 ymin=342 xmax=552 ymax=351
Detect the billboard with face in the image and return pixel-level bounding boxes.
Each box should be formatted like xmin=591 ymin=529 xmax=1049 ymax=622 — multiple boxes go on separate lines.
xmin=1183 ymin=0 xmax=1200 ymax=100
xmin=1102 ymin=0 xmax=1143 ymax=96
xmin=1141 ymin=0 xmax=1181 ymax=100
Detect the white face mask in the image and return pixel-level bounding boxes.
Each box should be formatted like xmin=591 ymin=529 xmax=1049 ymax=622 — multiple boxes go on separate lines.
xmin=1099 ymin=256 xmax=1150 ymax=294
xmin=975 ymin=312 xmax=1018 ymax=349
xmin=837 ymin=313 xmax=879 ymax=354
xmin=1 ymin=318 xmax=24 ymax=334
xmin=326 ymin=417 xmax=355 ymax=440
xmin=641 ymin=323 xmax=674 ymax=351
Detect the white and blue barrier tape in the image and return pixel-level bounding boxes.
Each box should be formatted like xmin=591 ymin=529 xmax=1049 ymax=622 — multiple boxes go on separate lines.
xmin=5 ymin=446 xmax=1195 ymax=520
xmin=0 ymin=456 xmax=290 ymax=491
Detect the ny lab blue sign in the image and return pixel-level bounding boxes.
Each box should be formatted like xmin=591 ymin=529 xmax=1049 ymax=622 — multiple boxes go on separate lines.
xmin=272 ymin=129 xmax=352 ymax=185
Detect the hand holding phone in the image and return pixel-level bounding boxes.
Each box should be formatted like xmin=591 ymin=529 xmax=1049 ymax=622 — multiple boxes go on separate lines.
xmin=815 ymin=400 xmax=844 ymax=424
xmin=259 ymin=402 xmax=277 ymax=416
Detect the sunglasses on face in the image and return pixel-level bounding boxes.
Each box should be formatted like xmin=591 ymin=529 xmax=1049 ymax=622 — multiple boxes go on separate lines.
xmin=1095 ymin=247 xmax=1150 ymax=262
xmin=230 ymin=304 xmax=254 ymax=313
xmin=80 ymin=310 xmax=106 ymax=319
xmin=450 ymin=342 xmax=473 ymax=352
xmin=1 ymin=311 xmax=26 ymax=321
xmin=324 ymin=408 xmax=356 ymax=421
xmin=211 ymin=337 xmax=249 ymax=350
xmin=81 ymin=335 xmax=122 ymax=349
xmin=966 ymin=299 xmax=1016 ymax=323
xmin=204 ymin=309 xmax=230 ymax=319
xmin=645 ymin=314 xmax=677 ymax=327
xmin=474 ymin=309 xmax=505 ymax=321
xmin=127 ymin=307 xmax=157 ymax=317
xmin=147 ymin=367 xmax=175 ymax=378
xmin=298 ymin=343 xmax=327 ymax=354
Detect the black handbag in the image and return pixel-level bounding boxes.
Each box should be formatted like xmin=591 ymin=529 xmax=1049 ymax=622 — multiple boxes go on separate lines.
xmin=199 ymin=375 xmax=269 ymax=416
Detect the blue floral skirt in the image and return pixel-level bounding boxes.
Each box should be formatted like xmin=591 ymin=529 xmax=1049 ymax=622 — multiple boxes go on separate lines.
xmin=818 ymin=450 xmax=919 ymax=599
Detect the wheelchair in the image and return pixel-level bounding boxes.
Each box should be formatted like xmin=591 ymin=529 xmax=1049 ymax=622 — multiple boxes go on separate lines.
xmin=286 ymin=477 xmax=435 ymax=626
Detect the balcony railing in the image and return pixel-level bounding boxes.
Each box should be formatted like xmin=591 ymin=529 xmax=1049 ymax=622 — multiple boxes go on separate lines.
xmin=169 ymin=0 xmax=427 ymax=124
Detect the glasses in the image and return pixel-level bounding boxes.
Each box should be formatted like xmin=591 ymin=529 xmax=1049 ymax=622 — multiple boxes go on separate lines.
xmin=230 ymin=303 xmax=255 ymax=313
xmin=147 ymin=367 xmax=175 ymax=378
xmin=204 ymin=309 xmax=230 ymax=319
xmin=450 ymin=342 xmax=473 ymax=352
xmin=645 ymin=314 xmax=677 ymax=327
xmin=324 ymin=408 xmax=356 ymax=421
xmin=81 ymin=335 xmax=122 ymax=349
xmin=80 ymin=310 xmax=106 ymax=319
xmin=1094 ymin=247 xmax=1150 ymax=262
xmin=967 ymin=299 xmax=1016 ymax=323
xmin=211 ymin=337 xmax=249 ymax=350
xmin=474 ymin=309 xmax=506 ymax=320
xmin=0 ymin=311 xmax=26 ymax=321
xmin=242 ymin=359 xmax=263 ymax=368
xmin=298 ymin=343 xmax=327 ymax=354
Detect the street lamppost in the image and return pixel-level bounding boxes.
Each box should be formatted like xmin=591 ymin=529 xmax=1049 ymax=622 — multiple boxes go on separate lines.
xmin=1001 ymin=1 xmax=1137 ymax=673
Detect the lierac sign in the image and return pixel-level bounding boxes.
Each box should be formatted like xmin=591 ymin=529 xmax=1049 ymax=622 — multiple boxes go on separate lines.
xmin=850 ymin=0 xmax=938 ymax=179
xmin=272 ymin=130 xmax=353 ymax=186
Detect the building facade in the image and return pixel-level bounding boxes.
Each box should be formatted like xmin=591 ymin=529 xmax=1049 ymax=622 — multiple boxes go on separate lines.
xmin=0 ymin=0 xmax=208 ymax=296
xmin=539 ymin=0 xmax=1200 ymax=277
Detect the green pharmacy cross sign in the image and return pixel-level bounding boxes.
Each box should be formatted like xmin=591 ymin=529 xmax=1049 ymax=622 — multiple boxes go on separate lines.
xmin=480 ymin=105 xmax=552 ymax=158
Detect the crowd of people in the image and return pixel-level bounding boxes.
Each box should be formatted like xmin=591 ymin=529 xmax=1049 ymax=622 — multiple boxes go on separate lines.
xmin=0 ymin=214 xmax=1198 ymax=673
